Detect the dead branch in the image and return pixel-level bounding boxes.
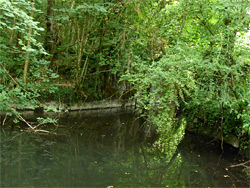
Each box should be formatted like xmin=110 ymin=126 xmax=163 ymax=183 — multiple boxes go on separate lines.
xmin=229 ymin=160 xmax=250 ymax=169
xmin=8 ymin=106 xmax=34 ymax=129
xmin=2 ymin=114 xmax=7 ymax=126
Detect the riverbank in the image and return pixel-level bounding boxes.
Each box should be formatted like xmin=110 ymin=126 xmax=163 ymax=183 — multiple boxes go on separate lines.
xmin=4 ymin=99 xmax=136 ymax=112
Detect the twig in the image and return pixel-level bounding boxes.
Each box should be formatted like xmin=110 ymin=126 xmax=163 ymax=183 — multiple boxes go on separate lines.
xmin=8 ymin=106 xmax=34 ymax=130
xmin=118 ymin=89 xmax=131 ymax=100
xmin=2 ymin=114 xmax=7 ymax=126
xmin=229 ymin=160 xmax=250 ymax=168
xmin=33 ymin=122 xmax=46 ymax=129
xmin=26 ymin=129 xmax=57 ymax=135
xmin=0 ymin=64 xmax=26 ymax=92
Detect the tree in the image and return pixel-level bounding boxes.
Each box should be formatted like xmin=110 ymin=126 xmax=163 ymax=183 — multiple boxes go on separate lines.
xmin=0 ymin=0 xmax=58 ymax=130
xmin=122 ymin=0 xmax=250 ymax=146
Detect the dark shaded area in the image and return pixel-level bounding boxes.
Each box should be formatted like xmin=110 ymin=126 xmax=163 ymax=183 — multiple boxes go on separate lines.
xmin=177 ymin=132 xmax=250 ymax=187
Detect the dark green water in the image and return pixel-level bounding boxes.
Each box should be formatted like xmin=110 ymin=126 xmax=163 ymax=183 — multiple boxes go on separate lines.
xmin=1 ymin=109 xmax=249 ymax=187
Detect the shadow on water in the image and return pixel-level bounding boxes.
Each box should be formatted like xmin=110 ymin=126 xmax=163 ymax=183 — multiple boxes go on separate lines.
xmin=1 ymin=108 xmax=249 ymax=187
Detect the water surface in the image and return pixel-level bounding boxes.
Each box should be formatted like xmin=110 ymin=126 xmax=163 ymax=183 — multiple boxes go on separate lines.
xmin=1 ymin=109 xmax=249 ymax=187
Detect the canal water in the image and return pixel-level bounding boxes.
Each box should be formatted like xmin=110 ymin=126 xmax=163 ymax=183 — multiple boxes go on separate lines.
xmin=1 ymin=109 xmax=249 ymax=187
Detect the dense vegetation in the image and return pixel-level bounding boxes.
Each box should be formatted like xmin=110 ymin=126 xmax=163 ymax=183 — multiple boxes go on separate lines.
xmin=0 ymin=0 xmax=250 ymax=150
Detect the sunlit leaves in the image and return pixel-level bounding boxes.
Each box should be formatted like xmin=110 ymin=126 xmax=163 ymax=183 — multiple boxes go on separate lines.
xmin=122 ymin=0 xmax=250 ymax=151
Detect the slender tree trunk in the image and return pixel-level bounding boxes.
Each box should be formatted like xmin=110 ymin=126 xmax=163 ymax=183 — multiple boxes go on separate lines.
xmin=45 ymin=0 xmax=55 ymax=58
xmin=10 ymin=14 xmax=16 ymax=58
xmin=23 ymin=0 xmax=35 ymax=85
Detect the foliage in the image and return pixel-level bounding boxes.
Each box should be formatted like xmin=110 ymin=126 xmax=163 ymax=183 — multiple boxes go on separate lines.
xmin=122 ymin=0 xmax=250 ymax=148
xmin=0 ymin=0 xmax=58 ymax=127
xmin=0 ymin=0 xmax=249 ymax=150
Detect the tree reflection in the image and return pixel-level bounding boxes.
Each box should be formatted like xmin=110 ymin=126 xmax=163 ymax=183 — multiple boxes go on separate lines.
xmin=1 ymin=113 xmax=248 ymax=187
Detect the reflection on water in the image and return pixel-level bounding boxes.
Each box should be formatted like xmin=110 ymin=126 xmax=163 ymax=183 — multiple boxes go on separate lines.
xmin=1 ymin=109 xmax=249 ymax=187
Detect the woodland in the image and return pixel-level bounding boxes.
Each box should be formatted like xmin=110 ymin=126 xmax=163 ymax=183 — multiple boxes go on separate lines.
xmin=0 ymin=0 xmax=250 ymax=153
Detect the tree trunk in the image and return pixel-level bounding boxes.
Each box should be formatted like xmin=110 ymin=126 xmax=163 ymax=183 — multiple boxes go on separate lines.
xmin=23 ymin=0 xmax=35 ymax=85
xmin=45 ymin=0 xmax=55 ymax=56
xmin=10 ymin=14 xmax=16 ymax=58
